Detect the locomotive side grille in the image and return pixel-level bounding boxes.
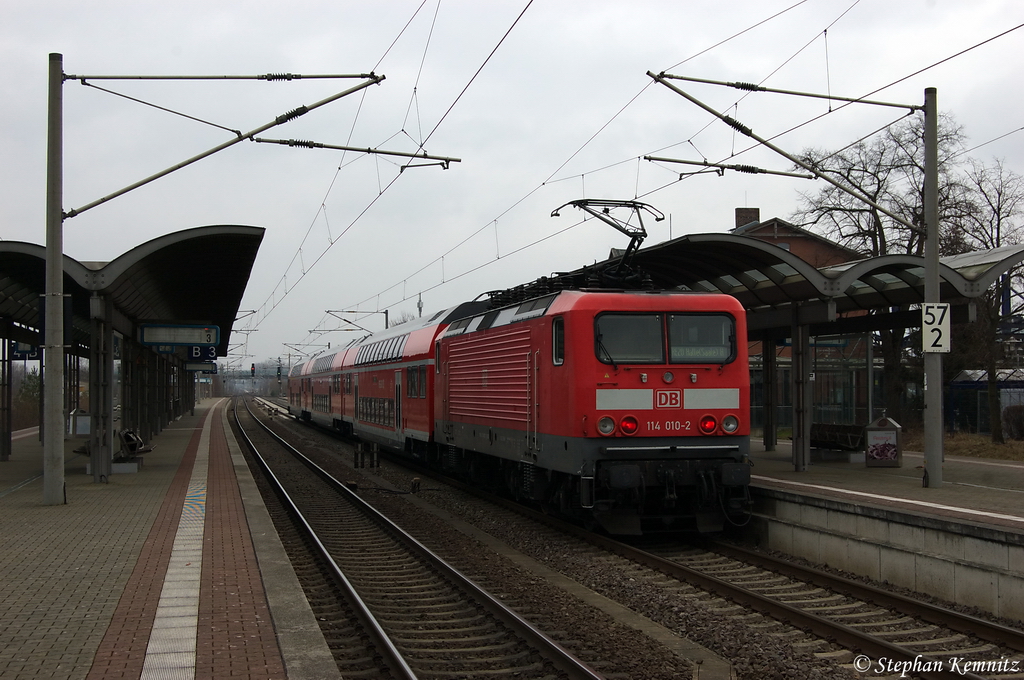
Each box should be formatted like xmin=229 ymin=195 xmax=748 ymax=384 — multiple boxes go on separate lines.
xmin=448 ymin=326 xmax=532 ymax=423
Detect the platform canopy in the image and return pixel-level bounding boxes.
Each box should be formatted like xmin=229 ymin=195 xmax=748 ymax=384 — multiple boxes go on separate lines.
xmin=603 ymin=233 xmax=1024 ymax=336
xmin=0 ymin=224 xmax=264 ymax=357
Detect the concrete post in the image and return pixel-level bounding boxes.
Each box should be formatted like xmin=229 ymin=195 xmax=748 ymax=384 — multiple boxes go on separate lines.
xmin=923 ymin=87 xmax=944 ymax=487
xmin=43 ymin=53 xmax=65 ymax=505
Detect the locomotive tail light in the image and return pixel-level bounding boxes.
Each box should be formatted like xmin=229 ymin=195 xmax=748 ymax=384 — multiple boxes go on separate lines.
xmin=597 ymin=416 xmax=616 ymax=436
xmin=619 ymin=415 xmax=639 ymax=435
xmin=698 ymin=414 xmax=718 ymax=434
xmin=722 ymin=415 xmax=740 ymax=433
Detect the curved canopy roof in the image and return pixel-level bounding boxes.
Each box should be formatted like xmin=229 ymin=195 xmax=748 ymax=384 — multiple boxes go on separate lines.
xmin=0 ymin=225 xmax=264 ymax=356
xmin=593 ymin=233 xmax=1024 ymax=336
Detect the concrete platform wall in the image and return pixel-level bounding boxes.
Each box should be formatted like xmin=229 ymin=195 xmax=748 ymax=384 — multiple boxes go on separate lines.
xmin=739 ymin=489 xmax=1024 ymax=624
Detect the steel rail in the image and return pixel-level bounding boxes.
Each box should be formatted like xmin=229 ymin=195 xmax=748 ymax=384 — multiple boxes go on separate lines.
xmin=362 ymin=450 xmax=992 ymax=680
xmin=711 ymin=540 xmax=1024 ymax=654
xmin=232 ymin=398 xmax=417 ymax=680
xmin=240 ymin=398 xmax=605 ymax=680
xmin=272 ymin=399 xmax=1007 ymax=680
xmin=594 ymin=544 xmax=985 ymax=680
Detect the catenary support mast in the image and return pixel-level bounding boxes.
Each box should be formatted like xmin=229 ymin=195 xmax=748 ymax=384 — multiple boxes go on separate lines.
xmin=43 ymin=53 xmax=64 ymax=505
xmin=923 ymin=87 xmax=943 ymax=487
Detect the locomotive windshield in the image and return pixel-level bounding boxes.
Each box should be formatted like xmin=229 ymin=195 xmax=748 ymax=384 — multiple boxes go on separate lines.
xmin=595 ymin=313 xmax=664 ymax=363
xmin=668 ymin=314 xmax=735 ymax=363
xmin=595 ymin=313 xmax=735 ymax=365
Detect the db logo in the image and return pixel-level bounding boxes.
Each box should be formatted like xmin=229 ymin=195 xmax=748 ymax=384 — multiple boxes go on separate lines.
xmin=656 ymin=389 xmax=681 ymax=409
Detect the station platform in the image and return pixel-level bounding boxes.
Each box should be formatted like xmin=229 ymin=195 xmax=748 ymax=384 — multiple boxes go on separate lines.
xmin=745 ymin=441 xmax=1024 ymax=623
xmin=0 ymin=398 xmax=339 ymax=680
xmin=748 ymin=441 xmax=1024 ymax=535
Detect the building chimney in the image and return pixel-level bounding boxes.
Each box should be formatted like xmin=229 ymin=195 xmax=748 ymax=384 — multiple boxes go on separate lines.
xmin=735 ymin=207 xmax=760 ymax=230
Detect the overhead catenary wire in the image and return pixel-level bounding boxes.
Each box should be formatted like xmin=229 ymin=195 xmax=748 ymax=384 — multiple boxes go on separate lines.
xmin=243 ymin=1 xmax=535 ymax=358
xmin=718 ymin=21 xmax=1024 ymax=168
xmin=271 ymin=5 xmax=1024 ymax=362
xmin=267 ymin=2 xmax=817 ymax=357
xmin=293 ymin=1 xmax=872 ymax=351
xmin=244 ymin=2 xmax=441 ymax=344
xmin=422 ymin=0 xmax=535 ymax=147
xmin=648 ymin=71 xmax=924 ymax=234
xmin=955 ymin=126 xmax=1024 ymax=160
xmin=63 ymin=73 xmax=385 ymax=220
xmin=401 ymin=0 xmax=442 ymax=144
xmin=545 ymin=1 xmax=855 ymax=188
xmin=383 ymin=6 xmax=1020 ymax=311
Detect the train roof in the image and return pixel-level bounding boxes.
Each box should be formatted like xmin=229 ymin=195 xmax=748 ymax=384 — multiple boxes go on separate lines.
xmin=291 ymin=298 xmax=490 ymax=376
xmin=288 ymin=290 xmax=742 ymax=376
xmin=441 ymin=288 xmax=743 ymax=339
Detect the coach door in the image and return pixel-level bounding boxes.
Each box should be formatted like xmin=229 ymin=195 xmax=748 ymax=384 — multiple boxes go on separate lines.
xmin=439 ymin=341 xmax=454 ymax=443
xmin=394 ymin=370 xmax=404 ymax=441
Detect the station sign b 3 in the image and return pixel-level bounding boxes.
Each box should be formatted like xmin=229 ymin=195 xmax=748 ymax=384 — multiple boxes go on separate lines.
xmin=188 ymin=345 xmax=217 ymax=361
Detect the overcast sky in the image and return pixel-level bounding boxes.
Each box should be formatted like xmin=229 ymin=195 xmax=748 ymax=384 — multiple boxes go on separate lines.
xmin=4 ymin=1 xmax=1024 ymax=366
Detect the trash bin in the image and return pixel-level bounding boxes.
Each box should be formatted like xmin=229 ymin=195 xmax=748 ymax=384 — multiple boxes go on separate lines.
xmin=67 ymin=409 xmax=91 ymax=438
xmin=864 ymin=415 xmax=901 ymax=467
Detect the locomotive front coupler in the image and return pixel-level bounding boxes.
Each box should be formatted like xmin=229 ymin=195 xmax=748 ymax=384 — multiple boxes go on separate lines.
xmin=662 ymin=469 xmax=678 ymax=507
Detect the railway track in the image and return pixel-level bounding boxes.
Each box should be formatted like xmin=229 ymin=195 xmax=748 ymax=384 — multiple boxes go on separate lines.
xmin=233 ymin=398 xmax=604 ymax=680
xmin=456 ymin=477 xmax=1024 ymax=679
xmin=616 ymin=540 xmax=1024 ymax=680
xmin=254 ymin=398 xmax=1024 ymax=678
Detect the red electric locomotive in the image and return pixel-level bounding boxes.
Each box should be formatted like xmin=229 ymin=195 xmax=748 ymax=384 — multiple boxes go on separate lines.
xmin=289 ymin=289 xmax=751 ymax=534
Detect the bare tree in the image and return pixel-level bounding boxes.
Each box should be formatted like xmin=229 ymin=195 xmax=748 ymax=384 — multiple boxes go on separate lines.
xmin=792 ymin=114 xmax=970 ymax=425
xmin=959 ymin=158 xmax=1024 ymax=251
xmin=953 ymin=159 xmax=1024 ymax=442
xmin=390 ymin=310 xmax=418 ymax=326
xmin=794 ymin=113 xmax=970 ymax=257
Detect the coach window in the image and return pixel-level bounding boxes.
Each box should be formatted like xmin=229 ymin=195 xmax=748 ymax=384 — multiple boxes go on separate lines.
xmin=552 ymin=317 xmax=564 ymax=365
xmin=418 ymin=365 xmax=427 ymax=397
xmin=407 ymin=366 xmax=418 ymax=398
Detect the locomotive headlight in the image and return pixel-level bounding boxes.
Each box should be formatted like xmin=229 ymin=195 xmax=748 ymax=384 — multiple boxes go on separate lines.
xmin=597 ymin=416 xmax=616 ymax=435
xmin=722 ymin=415 xmax=740 ymax=433
xmin=698 ymin=415 xmax=718 ymax=434
xmin=619 ymin=415 xmax=639 ymax=435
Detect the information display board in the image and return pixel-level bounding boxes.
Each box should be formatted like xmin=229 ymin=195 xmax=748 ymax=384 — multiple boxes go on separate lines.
xmin=139 ymin=324 xmax=219 ymax=347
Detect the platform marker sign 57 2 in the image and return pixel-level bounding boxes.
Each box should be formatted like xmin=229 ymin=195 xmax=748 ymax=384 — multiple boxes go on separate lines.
xmin=922 ymin=303 xmax=951 ymax=353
